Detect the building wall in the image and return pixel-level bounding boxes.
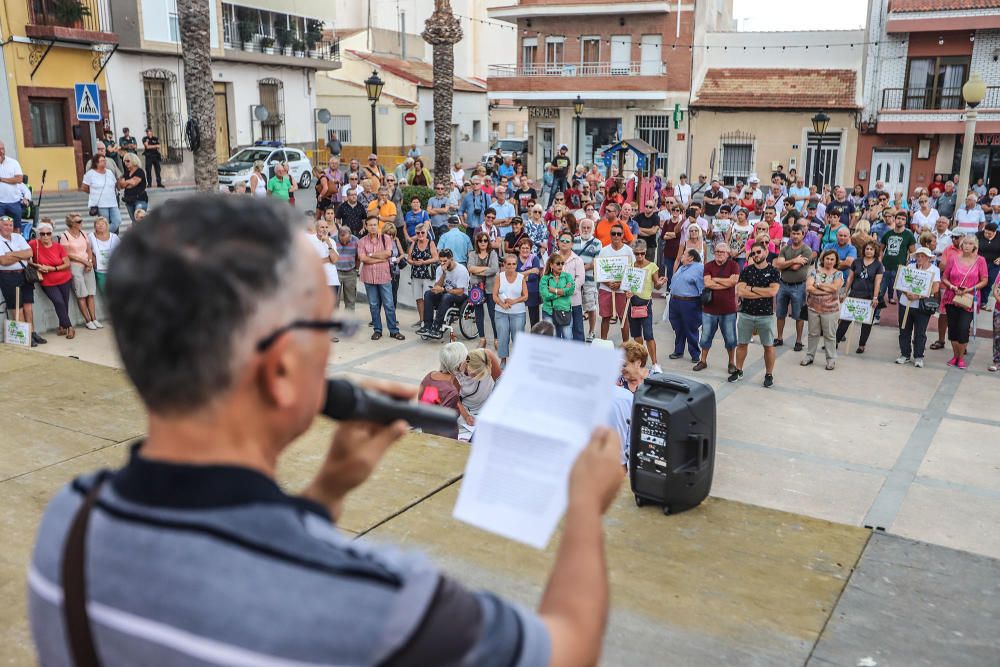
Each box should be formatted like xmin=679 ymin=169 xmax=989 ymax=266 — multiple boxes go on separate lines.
xmin=416 ymin=88 xmax=489 ymax=165
xmin=689 ymin=110 xmax=857 ymax=187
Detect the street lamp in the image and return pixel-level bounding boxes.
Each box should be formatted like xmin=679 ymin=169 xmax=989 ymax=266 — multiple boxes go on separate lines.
xmin=573 ymin=95 xmax=584 ymax=165
xmin=810 ymin=111 xmax=831 ymax=189
xmin=957 ymin=73 xmax=987 ymax=200
xmin=364 ymin=69 xmax=385 ymax=155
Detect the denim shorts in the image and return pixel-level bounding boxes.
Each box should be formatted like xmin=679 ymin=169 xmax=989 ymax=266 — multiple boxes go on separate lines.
xmin=737 ymin=313 xmax=777 ymax=346
xmin=775 ymin=281 xmax=806 ymax=320
xmin=700 ymin=312 xmax=737 ymax=349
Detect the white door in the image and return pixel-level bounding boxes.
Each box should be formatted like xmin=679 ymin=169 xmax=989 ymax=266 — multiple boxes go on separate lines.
xmin=640 ymin=35 xmax=661 ymax=75
xmin=870 ymin=149 xmax=911 ymax=194
xmin=610 ymin=36 xmax=631 ymax=75
xmin=539 ymin=126 xmax=554 ymax=176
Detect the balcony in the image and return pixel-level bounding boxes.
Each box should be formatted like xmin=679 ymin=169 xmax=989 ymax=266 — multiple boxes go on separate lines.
xmin=26 ymin=0 xmax=117 ymax=44
xmin=489 ymin=62 xmax=664 ymax=78
xmin=880 ymin=86 xmax=1000 ymax=111
xmin=489 ymin=1 xmax=671 ymax=20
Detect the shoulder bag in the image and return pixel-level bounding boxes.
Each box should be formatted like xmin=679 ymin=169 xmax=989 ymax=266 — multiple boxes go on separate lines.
xmin=949 ymin=262 xmax=977 ymax=311
xmin=4 ymin=239 xmax=39 ymax=284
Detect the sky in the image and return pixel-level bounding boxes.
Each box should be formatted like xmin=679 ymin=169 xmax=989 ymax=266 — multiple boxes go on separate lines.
xmin=733 ymin=0 xmax=868 ymax=31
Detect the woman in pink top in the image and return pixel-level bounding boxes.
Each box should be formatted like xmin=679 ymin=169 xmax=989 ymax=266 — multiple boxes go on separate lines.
xmin=60 ymin=214 xmax=100 ymax=329
xmin=940 ymin=235 xmax=989 ymax=369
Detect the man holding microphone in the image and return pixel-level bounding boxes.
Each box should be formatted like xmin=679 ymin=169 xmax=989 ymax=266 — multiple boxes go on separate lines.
xmin=27 ymin=195 xmax=623 ymax=666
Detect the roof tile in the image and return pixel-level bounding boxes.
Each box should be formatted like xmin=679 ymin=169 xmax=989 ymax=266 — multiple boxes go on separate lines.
xmin=693 ymin=68 xmax=858 ymax=110
xmin=889 ymin=0 xmax=1000 ymax=11
xmin=347 ymin=50 xmax=486 ymax=94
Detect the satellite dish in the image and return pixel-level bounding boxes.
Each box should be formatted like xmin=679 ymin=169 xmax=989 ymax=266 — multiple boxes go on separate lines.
xmin=253 ymin=105 xmax=270 ymax=122
xmin=316 ymin=108 xmax=332 ymax=124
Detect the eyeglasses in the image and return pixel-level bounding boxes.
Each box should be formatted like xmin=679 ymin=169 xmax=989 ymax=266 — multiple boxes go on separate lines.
xmin=38 ymin=231 xmax=53 ymax=236
xmin=552 ymin=261 xmax=564 ymax=266
xmin=478 ymin=238 xmax=489 ymax=243
xmin=610 ymin=231 xmax=623 ymax=237
xmin=416 ymin=231 xmax=426 ymax=235
xmin=256 ymin=319 xmax=360 ymax=352
xmin=558 ymin=238 xmax=572 ymax=243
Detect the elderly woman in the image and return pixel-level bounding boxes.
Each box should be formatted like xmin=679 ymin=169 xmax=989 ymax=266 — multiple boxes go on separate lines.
xmin=940 ymin=234 xmax=988 ymax=369
xmin=248 ymin=160 xmax=267 ymax=197
xmin=455 ymin=347 xmax=502 ymax=441
xmin=516 ymin=237 xmax=542 ymax=327
xmin=524 ymin=205 xmax=549 ymax=258
xmin=28 ymin=220 xmax=75 ymax=338
xmin=82 ymin=154 xmax=122 ymax=234
xmin=802 ymin=249 xmax=844 ymax=370
xmin=975 ymin=222 xmax=1000 ymax=310
xmin=896 ymin=247 xmax=941 ymax=368
xmin=407 ymin=158 xmax=432 ymax=187
xmin=118 ymin=152 xmax=148 ymax=224
xmin=493 ymin=253 xmax=528 ymax=364
xmin=418 ymin=342 xmax=465 ymax=440
xmin=59 ymin=213 xmax=100 ymax=329
xmin=87 ymin=216 xmax=120 ymax=296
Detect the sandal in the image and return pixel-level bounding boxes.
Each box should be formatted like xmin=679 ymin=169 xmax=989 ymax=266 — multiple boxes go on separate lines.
xmin=929 ymin=340 xmax=945 ymax=350
xmin=371 ymin=332 xmax=382 ymax=341
xmin=66 ymin=327 xmax=75 ymax=340
xmin=389 ymin=332 xmax=405 ymax=341
xmin=989 ymin=365 xmax=998 ymax=372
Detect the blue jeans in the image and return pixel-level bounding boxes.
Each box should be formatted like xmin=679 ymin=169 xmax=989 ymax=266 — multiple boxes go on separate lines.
xmin=881 ymin=268 xmax=898 ymax=303
xmin=0 ymin=201 xmax=23 ymax=237
xmin=365 ymin=281 xmax=399 ymax=334
xmin=495 ymin=310 xmax=525 ymax=358
xmin=424 ymin=290 xmax=465 ymax=329
xmin=543 ymin=311 xmax=572 ymax=339
xmin=125 ymin=200 xmax=148 ymax=224
xmin=571 ymin=304 xmax=585 ymax=341
xmin=474 ymin=292 xmax=498 ymax=338
xmin=97 ymin=205 xmax=123 ymax=234
xmin=700 ymin=312 xmax=737 ymax=350
xmin=668 ymin=297 xmax=702 ymax=359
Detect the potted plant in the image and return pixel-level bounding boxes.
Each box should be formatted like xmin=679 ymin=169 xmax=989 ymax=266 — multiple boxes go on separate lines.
xmin=238 ymin=20 xmax=255 ymax=51
xmin=275 ymin=26 xmax=291 ymax=56
xmin=50 ymin=0 xmax=91 ymax=28
xmin=260 ymin=36 xmax=275 ymax=54
xmin=305 ymin=19 xmax=323 ymax=53
xmin=292 ymin=39 xmax=306 ymax=57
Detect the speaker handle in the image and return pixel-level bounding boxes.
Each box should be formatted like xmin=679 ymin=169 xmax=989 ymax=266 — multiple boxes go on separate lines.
xmin=644 ymin=375 xmax=690 ymax=392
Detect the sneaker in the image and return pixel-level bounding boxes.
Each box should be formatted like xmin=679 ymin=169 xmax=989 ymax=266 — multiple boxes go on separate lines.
xmin=895 ymin=356 xmax=910 ymax=365
xmin=651 ymin=364 xmax=663 ymax=374
xmin=946 ymin=356 xmax=957 ymax=367
xmin=957 ymin=358 xmax=967 ymax=370
xmin=85 ymin=321 xmax=98 ymax=330
xmin=763 ymin=373 xmax=774 ymax=388
xmin=668 ymin=353 xmax=683 ymax=360
xmin=416 ymin=325 xmax=429 ymax=336
xmin=774 ymin=338 xmax=784 ymax=347
xmin=825 ymin=361 xmax=836 ymax=371
xmin=727 ymin=369 xmax=743 ymax=383
xmin=873 ymin=315 xmax=881 ymax=325
xmin=793 ymin=341 xmax=803 ymax=352
xmin=31 ymin=332 xmax=47 ymax=345
xmin=429 ymin=327 xmax=444 ymax=340
xmin=913 ymin=358 xmax=924 ymax=368
xmin=692 ymin=361 xmax=708 ymax=372
xmin=586 ymin=332 xmax=595 ymax=343
xmin=800 ymin=356 xmax=814 ymax=366
xmin=92 ymin=320 xmax=104 ymax=329
xmin=412 ymin=321 xmax=424 ymax=328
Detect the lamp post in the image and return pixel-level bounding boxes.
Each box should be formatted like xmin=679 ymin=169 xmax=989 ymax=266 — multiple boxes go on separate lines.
xmin=957 ymin=73 xmax=987 ymax=200
xmin=573 ymin=95 xmax=584 ymax=165
xmin=364 ymin=69 xmax=385 ymax=155
xmin=810 ymin=111 xmax=831 ymax=189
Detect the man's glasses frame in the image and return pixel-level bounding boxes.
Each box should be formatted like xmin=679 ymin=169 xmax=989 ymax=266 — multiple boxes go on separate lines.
xmin=256 ymin=319 xmax=360 ymax=352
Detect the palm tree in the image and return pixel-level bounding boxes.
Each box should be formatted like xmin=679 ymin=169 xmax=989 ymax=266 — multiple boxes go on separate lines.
xmin=177 ymin=0 xmax=218 ymax=192
xmin=422 ymin=0 xmax=462 ymax=187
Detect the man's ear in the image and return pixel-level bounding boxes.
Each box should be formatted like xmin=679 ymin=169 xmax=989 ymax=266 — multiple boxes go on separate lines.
xmin=257 ymin=336 xmax=300 ymax=410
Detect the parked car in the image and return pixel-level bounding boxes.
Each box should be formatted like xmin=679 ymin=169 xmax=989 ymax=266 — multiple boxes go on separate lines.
xmin=480 ymin=138 xmax=528 ymax=168
xmin=217 ymin=141 xmax=313 ymax=190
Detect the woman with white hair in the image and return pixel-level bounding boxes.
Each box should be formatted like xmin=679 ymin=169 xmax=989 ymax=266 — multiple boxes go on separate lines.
xmin=417 ymin=342 xmax=467 ymax=440
xmin=249 ymin=160 xmax=267 ymax=198
xmin=118 ymin=152 xmax=148 ymax=224
xmin=455 ymin=347 xmax=501 ymax=441
xmin=28 ymin=219 xmax=75 ymax=338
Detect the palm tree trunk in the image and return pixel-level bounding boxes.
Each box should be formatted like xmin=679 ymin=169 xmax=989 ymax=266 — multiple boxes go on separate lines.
xmin=422 ymin=0 xmax=462 ymax=187
xmin=177 ymin=0 xmax=218 ymax=192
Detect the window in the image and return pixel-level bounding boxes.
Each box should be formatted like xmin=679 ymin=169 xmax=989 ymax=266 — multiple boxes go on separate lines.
xmin=804 ymin=131 xmax=842 ymax=188
xmin=640 ymin=35 xmax=662 ymax=76
xmin=327 ymin=115 xmax=352 ymax=143
xmin=904 ymin=57 xmax=969 ymax=110
xmin=545 ymin=37 xmax=564 ymax=73
xmin=719 ymin=131 xmax=755 ymax=187
xmin=258 ymin=78 xmax=284 ymax=142
xmin=635 ymin=115 xmax=669 ymax=172
xmin=610 ymin=35 xmax=631 ymax=75
xmin=492 ymin=122 xmax=500 ymax=133
xmin=473 ymin=120 xmax=482 ymax=142
xmin=167 ymin=0 xmax=180 ymax=42
xmin=28 ymin=98 xmax=67 ymax=147
xmin=522 ymin=37 xmax=537 ymax=74
xmin=505 ymin=122 xmax=515 ymax=137
xmin=143 ymin=75 xmax=172 ymax=155
xmin=581 ymin=36 xmax=600 ymax=67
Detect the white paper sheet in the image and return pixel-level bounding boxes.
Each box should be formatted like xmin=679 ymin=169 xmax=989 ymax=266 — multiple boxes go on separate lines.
xmin=453 ymin=334 xmax=623 ymax=548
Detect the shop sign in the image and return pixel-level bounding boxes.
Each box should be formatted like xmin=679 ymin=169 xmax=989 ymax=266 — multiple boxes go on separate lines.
xmin=528 ymin=107 xmax=560 ymax=119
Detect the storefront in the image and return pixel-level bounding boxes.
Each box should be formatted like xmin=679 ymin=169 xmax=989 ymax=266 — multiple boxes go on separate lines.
xmin=953 ymin=133 xmax=1000 ymax=190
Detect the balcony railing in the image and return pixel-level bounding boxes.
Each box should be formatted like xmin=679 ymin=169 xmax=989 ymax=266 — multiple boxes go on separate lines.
xmin=881 ymin=86 xmax=1000 ymax=111
xmin=488 ymin=61 xmax=664 ymax=78
xmin=222 ymin=23 xmax=341 ymax=63
xmin=28 ymin=0 xmax=109 ymax=34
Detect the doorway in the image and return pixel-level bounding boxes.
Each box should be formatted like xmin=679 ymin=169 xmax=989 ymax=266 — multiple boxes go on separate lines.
xmin=870 ymin=148 xmax=911 ymax=194
xmin=213 ymin=82 xmax=231 ymax=163
xmin=538 ymin=125 xmax=554 ymax=176
xmin=584 ymin=118 xmax=621 ymax=170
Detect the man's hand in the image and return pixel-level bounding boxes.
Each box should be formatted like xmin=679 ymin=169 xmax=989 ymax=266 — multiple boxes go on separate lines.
xmin=568 ymin=427 xmax=624 ymax=515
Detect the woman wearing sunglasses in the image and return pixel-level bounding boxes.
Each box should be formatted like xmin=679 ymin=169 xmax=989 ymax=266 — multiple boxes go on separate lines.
xmin=467 ymin=231 xmax=499 ymax=348
xmin=493 ymin=254 xmax=528 ymax=364
xmin=28 ymin=219 xmax=75 ymax=338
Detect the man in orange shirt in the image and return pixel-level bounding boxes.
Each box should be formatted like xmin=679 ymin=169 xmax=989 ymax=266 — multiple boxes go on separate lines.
xmin=367 ymin=186 xmax=397 ymax=234
xmin=594 ymin=202 xmax=634 ymax=247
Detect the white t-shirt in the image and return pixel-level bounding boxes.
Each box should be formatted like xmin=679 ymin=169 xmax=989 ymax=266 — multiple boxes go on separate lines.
xmin=0 ymin=232 xmax=30 ymax=272
xmin=676 ymin=182 xmax=692 ymax=205
xmin=606 ymin=385 xmax=635 ymax=466
xmin=911 ymin=208 xmax=939 ymax=231
xmin=435 ymin=263 xmax=470 ymax=292
xmin=495 ymin=272 xmax=526 ymax=314
xmin=0 ymin=156 xmax=24 ymax=204
xmin=86 ymin=232 xmax=120 ymax=272
xmin=339 ymin=184 xmax=363 ymax=199
xmin=83 ymin=169 xmax=118 ymax=208
xmin=954 ymin=206 xmax=986 ymax=234
xmin=306 ymin=233 xmax=340 ymax=286
xmin=898 ymin=263 xmax=940 ymax=308
xmin=596 ymin=243 xmax=635 ymax=293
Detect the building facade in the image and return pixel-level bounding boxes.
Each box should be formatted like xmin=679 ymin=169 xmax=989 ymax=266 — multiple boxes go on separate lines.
xmin=486 ymin=0 xmax=735 ymax=179
xmin=0 ymin=0 xmax=118 ymax=190
xmin=855 ymin=0 xmax=1000 ymax=196
xmin=104 ymin=0 xmax=340 ymax=184
xmin=689 ymin=30 xmax=864 ymax=189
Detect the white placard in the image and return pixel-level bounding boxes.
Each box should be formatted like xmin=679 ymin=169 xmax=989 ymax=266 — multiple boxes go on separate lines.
xmin=4 ymin=319 xmax=31 ymax=347
xmin=894 ymin=266 xmax=933 ymax=298
xmin=623 ymin=267 xmax=646 ymax=294
xmin=594 ymin=256 xmax=629 ymax=283
xmin=839 ymin=297 xmax=874 ymax=324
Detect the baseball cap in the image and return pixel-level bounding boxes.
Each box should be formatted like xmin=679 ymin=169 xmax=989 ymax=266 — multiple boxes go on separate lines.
xmin=447 ymin=215 xmax=461 ymax=226
xmin=807 ymin=201 xmax=818 ymax=210
xmin=748 ymin=175 xmax=760 ymax=183
xmin=950 ymin=228 xmax=966 ymax=236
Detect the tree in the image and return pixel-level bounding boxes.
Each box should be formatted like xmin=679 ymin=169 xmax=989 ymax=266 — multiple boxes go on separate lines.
xmin=177 ymin=0 xmax=218 ymax=192
xmin=422 ymin=0 xmax=462 ymax=187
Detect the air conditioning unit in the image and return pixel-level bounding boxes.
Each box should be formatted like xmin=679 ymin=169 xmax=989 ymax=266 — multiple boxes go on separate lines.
xmin=770 ymin=161 xmax=781 ymax=171
xmin=462 ymin=133 xmax=471 ymax=141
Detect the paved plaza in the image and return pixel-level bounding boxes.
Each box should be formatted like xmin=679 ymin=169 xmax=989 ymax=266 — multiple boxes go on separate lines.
xmin=2 ymin=294 xmax=998 ymax=665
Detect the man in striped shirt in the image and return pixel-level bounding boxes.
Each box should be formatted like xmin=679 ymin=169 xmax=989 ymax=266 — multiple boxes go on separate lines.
xmin=29 ymin=195 xmax=624 ymax=666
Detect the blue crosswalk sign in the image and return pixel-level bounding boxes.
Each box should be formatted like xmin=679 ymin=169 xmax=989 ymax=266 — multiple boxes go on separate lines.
xmin=74 ymin=83 xmax=101 ymax=122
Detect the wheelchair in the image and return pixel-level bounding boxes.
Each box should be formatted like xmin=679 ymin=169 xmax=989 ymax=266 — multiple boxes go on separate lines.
xmin=420 ymin=297 xmax=478 ymax=342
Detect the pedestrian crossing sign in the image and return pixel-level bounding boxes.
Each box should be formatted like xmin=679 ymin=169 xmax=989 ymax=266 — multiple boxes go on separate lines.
xmin=74 ymin=83 xmax=101 ymax=122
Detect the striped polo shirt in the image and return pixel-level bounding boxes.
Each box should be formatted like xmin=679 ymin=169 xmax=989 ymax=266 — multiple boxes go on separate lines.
xmin=358 ymin=233 xmax=393 ymax=285
xmin=28 ymin=444 xmax=550 ymax=666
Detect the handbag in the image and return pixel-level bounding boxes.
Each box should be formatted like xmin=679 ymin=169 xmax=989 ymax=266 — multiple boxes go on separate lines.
xmin=552 ymin=308 xmax=572 ymax=326
xmin=468 ymin=284 xmax=486 ymax=306
xmin=700 ymin=288 xmax=713 ymax=306
xmin=919 ymin=297 xmax=939 ymax=315
xmin=949 ymin=261 xmax=978 ymax=311
xmin=5 ymin=240 xmax=39 ymax=284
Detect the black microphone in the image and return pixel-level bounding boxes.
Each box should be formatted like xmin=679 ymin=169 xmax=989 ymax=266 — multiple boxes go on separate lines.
xmin=321 ymin=379 xmax=458 ymax=437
